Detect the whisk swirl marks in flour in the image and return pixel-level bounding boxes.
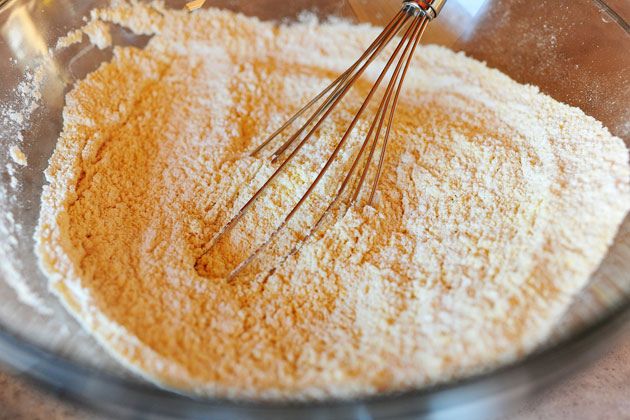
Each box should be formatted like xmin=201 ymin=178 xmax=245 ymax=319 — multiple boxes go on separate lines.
xmin=35 ymin=2 xmax=630 ymax=399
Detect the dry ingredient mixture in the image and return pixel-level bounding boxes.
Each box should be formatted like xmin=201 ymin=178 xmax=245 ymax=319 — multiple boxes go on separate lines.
xmin=36 ymin=2 xmax=630 ymax=399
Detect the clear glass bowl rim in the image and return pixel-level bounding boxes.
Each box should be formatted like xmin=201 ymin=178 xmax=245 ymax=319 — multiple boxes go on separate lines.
xmin=0 ymin=0 xmax=628 ymax=417
xmin=0 ymin=304 xmax=626 ymax=417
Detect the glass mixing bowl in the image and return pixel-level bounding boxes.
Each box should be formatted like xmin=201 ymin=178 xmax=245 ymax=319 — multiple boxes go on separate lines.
xmin=0 ymin=0 xmax=628 ymax=418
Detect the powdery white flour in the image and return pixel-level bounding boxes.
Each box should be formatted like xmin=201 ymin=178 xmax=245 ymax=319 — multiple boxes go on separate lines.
xmin=1 ymin=61 xmax=48 ymax=313
xmin=36 ymin=2 xmax=630 ymax=399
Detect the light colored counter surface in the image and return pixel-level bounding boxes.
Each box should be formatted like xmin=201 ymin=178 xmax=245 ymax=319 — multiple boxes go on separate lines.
xmin=508 ymin=326 xmax=630 ymax=420
xmin=1 ymin=326 xmax=629 ymax=419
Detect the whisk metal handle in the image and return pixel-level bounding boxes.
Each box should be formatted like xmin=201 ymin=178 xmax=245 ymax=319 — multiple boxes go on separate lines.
xmin=403 ymin=0 xmax=446 ymax=19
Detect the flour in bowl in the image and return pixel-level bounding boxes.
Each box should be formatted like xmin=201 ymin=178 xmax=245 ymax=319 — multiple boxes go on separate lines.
xmin=36 ymin=2 xmax=630 ymax=399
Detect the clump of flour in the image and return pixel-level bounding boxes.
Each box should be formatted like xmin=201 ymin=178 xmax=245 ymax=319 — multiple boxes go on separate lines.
xmin=9 ymin=146 xmax=27 ymax=166
xmin=55 ymin=19 xmax=112 ymax=50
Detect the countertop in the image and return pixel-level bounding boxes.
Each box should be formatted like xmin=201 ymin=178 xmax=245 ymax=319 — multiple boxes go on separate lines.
xmin=1 ymin=325 xmax=628 ymax=420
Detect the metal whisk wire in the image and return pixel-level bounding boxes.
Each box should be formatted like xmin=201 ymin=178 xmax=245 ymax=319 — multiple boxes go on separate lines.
xmin=196 ymin=0 xmax=446 ymax=280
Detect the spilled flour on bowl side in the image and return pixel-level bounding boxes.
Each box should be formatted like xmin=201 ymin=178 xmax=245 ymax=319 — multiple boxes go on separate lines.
xmin=0 ymin=60 xmax=53 ymax=314
xmin=55 ymin=18 xmax=112 ymax=50
xmin=35 ymin=1 xmax=630 ymax=399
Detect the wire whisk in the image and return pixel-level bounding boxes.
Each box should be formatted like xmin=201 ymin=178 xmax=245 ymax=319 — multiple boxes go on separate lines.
xmin=196 ymin=0 xmax=446 ymax=280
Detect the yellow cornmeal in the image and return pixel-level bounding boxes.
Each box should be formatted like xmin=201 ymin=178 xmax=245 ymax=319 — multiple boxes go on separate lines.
xmin=36 ymin=3 xmax=630 ymax=399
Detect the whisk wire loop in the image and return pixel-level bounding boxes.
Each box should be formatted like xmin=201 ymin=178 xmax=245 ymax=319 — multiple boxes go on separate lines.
xmin=201 ymin=10 xmax=410 ymax=248
xmin=195 ymin=2 xmax=443 ymax=280
xmin=223 ymin=15 xmax=426 ymax=280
